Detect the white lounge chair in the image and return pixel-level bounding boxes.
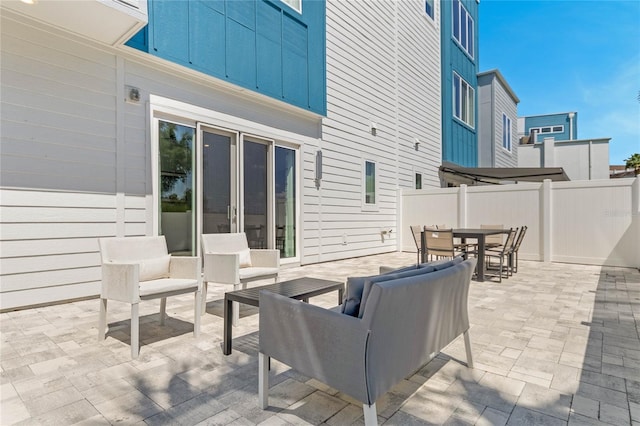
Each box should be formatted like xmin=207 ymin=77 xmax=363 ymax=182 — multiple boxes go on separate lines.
xmin=97 ymin=236 xmax=202 ymax=359
xmin=201 ymin=232 xmax=279 ymax=325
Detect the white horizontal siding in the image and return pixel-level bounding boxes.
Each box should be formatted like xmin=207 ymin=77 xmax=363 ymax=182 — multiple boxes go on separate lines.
xmin=0 ymin=187 xmax=147 ymax=310
xmin=316 ymin=0 xmax=441 ymax=262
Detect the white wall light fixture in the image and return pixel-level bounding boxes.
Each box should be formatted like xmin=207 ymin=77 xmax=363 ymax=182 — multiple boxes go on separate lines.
xmin=370 ymin=122 xmax=377 ymax=136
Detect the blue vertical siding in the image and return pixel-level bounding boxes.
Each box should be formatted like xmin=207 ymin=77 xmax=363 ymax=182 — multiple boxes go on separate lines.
xmin=441 ymin=0 xmax=478 ymax=167
xmin=127 ymin=0 xmax=326 ymax=115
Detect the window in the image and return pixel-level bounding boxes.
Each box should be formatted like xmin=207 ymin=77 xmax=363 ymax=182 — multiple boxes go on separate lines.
xmin=415 ymin=173 xmax=423 ymax=189
xmin=281 ymin=0 xmax=301 ymax=13
xmin=425 ymin=0 xmax=434 ymax=19
xmin=529 ymin=125 xmax=564 ymax=135
xmin=502 ymin=113 xmax=512 ymax=152
xmin=453 ymin=72 xmax=475 ymax=128
xmin=452 ymin=0 xmax=474 ymax=58
xmin=363 ymin=160 xmax=377 ymax=207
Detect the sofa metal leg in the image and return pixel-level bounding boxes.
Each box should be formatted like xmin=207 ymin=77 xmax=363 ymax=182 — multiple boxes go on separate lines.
xmin=131 ymin=303 xmax=139 ymax=359
xmin=363 ymin=403 xmax=378 ymax=426
xmin=98 ymin=298 xmax=107 ymax=341
xmin=258 ymin=352 xmax=269 ymax=409
xmin=463 ymin=330 xmax=473 ymax=368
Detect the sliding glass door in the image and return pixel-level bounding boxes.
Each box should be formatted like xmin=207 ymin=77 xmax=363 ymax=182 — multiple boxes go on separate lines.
xmin=200 ymin=126 xmax=238 ymax=235
xmin=156 ymin=117 xmax=298 ymax=260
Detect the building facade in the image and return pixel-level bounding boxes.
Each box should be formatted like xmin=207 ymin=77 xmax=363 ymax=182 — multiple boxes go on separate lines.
xmin=477 ymin=69 xmax=519 ymax=168
xmin=518 ymin=111 xmax=578 ymax=144
xmin=0 ymin=0 xmax=443 ymax=310
xmin=440 ymin=0 xmax=479 ymax=167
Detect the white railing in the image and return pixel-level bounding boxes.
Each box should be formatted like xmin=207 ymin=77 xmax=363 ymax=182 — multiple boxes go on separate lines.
xmin=400 ymin=177 xmax=639 ymax=268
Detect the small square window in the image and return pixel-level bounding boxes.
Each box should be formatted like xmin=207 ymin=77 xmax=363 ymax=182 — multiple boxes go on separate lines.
xmin=425 ymin=0 xmax=434 ymax=19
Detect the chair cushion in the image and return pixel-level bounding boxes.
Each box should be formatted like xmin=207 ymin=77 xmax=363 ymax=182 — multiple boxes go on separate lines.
xmin=138 ymin=255 xmax=171 ymax=282
xmin=139 ymin=278 xmax=198 ymax=298
xmin=239 ymin=267 xmax=279 ymax=280
xmin=238 ymin=248 xmax=252 ymax=268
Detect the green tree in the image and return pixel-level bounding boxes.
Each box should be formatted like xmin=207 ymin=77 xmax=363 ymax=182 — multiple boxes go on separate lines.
xmin=625 ymin=153 xmax=640 ymax=175
xmin=159 ymin=122 xmax=193 ymax=194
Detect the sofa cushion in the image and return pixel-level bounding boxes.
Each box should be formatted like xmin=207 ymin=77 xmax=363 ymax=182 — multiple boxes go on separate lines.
xmin=342 ymin=256 xmax=466 ymax=318
xmin=341 ymin=276 xmax=371 ymax=316
xmin=357 ymin=267 xmax=433 ymax=318
xmin=418 ymin=255 xmax=465 ymax=272
xmin=379 ymin=264 xmax=420 ymax=275
xmin=138 ymin=255 xmax=171 ymax=282
xmin=238 ymin=248 xmax=252 ymax=268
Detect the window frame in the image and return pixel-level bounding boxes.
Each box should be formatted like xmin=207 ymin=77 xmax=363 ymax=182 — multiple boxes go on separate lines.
xmin=362 ymin=158 xmax=379 ymax=211
xmin=281 ymin=0 xmax=301 ymax=14
xmin=453 ymin=72 xmax=475 ymax=129
xmin=415 ymin=172 xmax=423 ymax=189
xmin=452 ymin=0 xmax=474 ymax=59
xmin=425 ymin=0 xmax=435 ymax=19
xmin=502 ymin=113 xmax=512 ymax=152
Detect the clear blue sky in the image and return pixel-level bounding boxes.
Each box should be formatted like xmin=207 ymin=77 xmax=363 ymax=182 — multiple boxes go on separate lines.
xmin=479 ymin=0 xmax=640 ymax=165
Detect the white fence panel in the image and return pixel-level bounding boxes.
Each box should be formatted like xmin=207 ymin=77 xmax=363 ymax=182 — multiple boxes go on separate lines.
xmin=552 ymin=180 xmax=638 ymax=266
xmin=466 ymin=184 xmax=542 ymax=261
xmin=401 ymin=178 xmax=639 ymax=268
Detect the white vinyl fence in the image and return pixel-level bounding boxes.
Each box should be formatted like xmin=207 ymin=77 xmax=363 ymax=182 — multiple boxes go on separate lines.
xmin=400 ymin=177 xmax=639 ymax=268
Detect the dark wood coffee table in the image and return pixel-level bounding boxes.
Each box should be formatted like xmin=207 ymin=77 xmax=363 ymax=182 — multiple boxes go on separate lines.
xmin=223 ymin=277 xmax=344 ymax=355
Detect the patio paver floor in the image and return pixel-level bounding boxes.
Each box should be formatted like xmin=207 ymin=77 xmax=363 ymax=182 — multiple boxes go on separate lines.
xmin=1 ymin=252 xmax=639 ymax=425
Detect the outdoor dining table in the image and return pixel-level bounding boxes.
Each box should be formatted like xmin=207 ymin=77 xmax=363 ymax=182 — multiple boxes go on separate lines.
xmin=421 ymin=228 xmax=510 ymax=282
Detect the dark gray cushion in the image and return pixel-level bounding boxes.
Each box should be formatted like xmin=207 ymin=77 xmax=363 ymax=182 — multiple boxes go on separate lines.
xmin=379 ymin=264 xmax=420 ymax=275
xmin=357 ymin=267 xmax=433 ymax=318
xmin=357 ymin=255 xmax=466 ymax=318
xmin=341 ymin=275 xmax=373 ymax=316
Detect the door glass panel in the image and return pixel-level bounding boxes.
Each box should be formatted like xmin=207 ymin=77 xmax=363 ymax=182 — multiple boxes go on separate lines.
xmin=202 ymin=131 xmax=234 ymax=234
xmin=244 ymin=140 xmax=268 ymax=249
xmin=159 ymin=121 xmax=195 ymax=255
xmin=275 ymin=146 xmax=296 ymax=258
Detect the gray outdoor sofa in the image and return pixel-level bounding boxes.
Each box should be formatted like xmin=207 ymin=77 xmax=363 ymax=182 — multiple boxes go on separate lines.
xmin=258 ymin=257 xmax=477 ymax=425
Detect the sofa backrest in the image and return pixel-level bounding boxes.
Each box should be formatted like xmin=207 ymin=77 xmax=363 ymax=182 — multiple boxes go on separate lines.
xmin=360 ymin=258 xmax=477 ymax=403
xmin=201 ymin=233 xmax=249 ymax=253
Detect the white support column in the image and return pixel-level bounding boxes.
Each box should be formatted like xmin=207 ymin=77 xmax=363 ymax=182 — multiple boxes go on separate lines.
xmin=458 ymin=184 xmax=468 ymax=228
xmin=541 ymin=179 xmax=552 ymax=262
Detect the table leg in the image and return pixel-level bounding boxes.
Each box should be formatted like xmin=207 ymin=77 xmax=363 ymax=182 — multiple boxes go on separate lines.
xmin=223 ymin=296 xmax=233 ymax=355
xmin=476 ymin=236 xmax=486 ymax=282
xmin=338 ymin=288 xmax=344 ymax=305
xmin=420 ymin=231 xmax=427 ymax=263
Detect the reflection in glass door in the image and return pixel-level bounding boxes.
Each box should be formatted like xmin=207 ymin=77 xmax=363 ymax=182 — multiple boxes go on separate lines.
xmin=201 ymin=128 xmax=237 ymax=234
xmin=158 ymin=121 xmax=195 ymax=255
xmin=275 ymin=147 xmax=296 ymax=258
xmin=243 ymin=139 xmax=269 ymax=249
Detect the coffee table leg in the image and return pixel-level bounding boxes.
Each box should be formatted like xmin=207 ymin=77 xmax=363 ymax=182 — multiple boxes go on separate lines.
xmin=223 ymin=296 xmax=232 ymax=355
xmin=338 ymin=288 xmax=344 ymax=305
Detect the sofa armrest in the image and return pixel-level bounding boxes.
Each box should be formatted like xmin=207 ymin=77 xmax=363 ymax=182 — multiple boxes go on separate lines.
xmin=249 ymin=249 xmax=280 ymax=268
xmin=169 ymin=256 xmax=201 ymax=285
xmin=101 ymin=262 xmax=140 ymax=303
xmin=203 ymin=253 xmax=240 ymax=284
xmin=259 ymin=291 xmax=371 ymax=404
